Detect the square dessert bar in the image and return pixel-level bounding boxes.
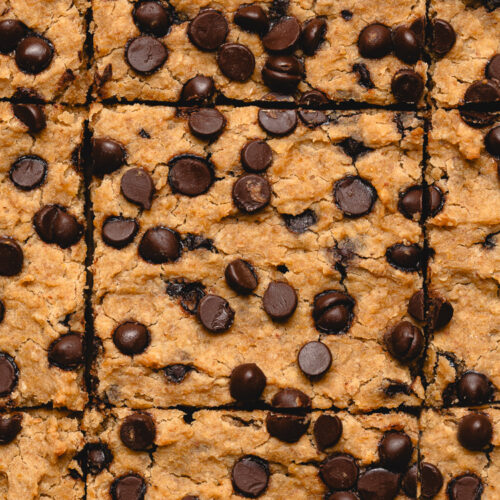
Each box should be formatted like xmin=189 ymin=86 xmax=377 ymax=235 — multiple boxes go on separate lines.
xmin=0 ymin=102 xmax=87 ymax=410
xmin=420 ymin=407 xmax=500 ymax=499
xmin=89 ymin=104 xmax=426 ymax=411
xmin=91 ymin=0 xmax=426 ymax=105
xmin=0 ymin=410 xmax=84 ymax=500
xmin=0 ymin=0 xmax=91 ymax=103
xmin=429 ymin=0 xmax=500 ymax=107
xmin=82 ymin=408 xmax=418 ymax=499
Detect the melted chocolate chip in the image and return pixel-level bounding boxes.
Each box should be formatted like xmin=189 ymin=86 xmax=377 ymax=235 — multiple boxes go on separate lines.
xmin=168 ymin=155 xmax=214 ymax=196
xmin=230 ymin=363 xmax=267 ymax=402
xmin=34 ymin=205 xmax=83 ymax=248
xmin=197 ymin=294 xmax=234 ymax=333
xmin=48 ymin=333 xmax=84 ymax=370
xmin=338 ymin=137 xmax=372 ymax=161
xmin=314 ymin=414 xmax=343 ymax=450
xmin=138 ymin=227 xmax=180 ymax=263
xmin=188 ymin=10 xmax=228 ymax=51
xmin=263 ymin=281 xmax=298 ymax=321
xmin=459 ymin=110 xmax=496 ymax=128
xmin=232 ymin=455 xmax=270 ymax=498
xmin=164 ymin=364 xmax=192 ymax=383
xmin=9 ymin=155 xmax=47 ymax=190
xmin=102 ymin=217 xmax=139 ymax=249
xmin=125 ymin=36 xmax=168 ymax=73
xmin=120 ymin=168 xmax=155 ymax=209
xmin=120 ymin=413 xmax=156 ymax=451
xmin=232 ymin=174 xmax=271 ymax=213
xmin=313 ymin=290 xmax=355 ymax=334
xmin=282 ymin=209 xmax=317 ymax=233
xmin=78 ymin=442 xmax=113 ymax=475
xmin=12 ymin=103 xmax=46 ymax=132
xmin=166 ymin=280 xmax=205 ymax=314
xmin=320 ymin=454 xmax=359 ymax=490
xmin=464 ymin=80 xmax=500 ymax=105
xmin=353 ymin=62 xmax=375 ymax=89
xmin=447 ymin=474 xmax=483 ymax=500
xmin=0 ymin=413 xmax=22 ymax=445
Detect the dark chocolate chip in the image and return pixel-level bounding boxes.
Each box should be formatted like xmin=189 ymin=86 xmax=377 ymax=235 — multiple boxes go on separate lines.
xmin=421 ymin=462 xmax=444 ymax=498
xmin=230 ymin=363 xmax=266 ymax=402
xmin=102 ymin=216 xmax=139 ymax=249
xmin=0 ymin=413 xmax=22 ymax=445
xmin=430 ymin=19 xmax=456 ymax=57
xmin=430 ymin=295 xmax=454 ymax=330
xmin=90 ymin=138 xmax=126 ymax=177
xmin=298 ymin=89 xmax=328 ymax=126
xmin=133 ymin=1 xmax=171 ymax=37
xmin=217 ymin=43 xmax=255 ymax=82
xmin=164 ymin=364 xmax=192 ymax=383
xmin=263 ymin=16 xmax=301 ymax=53
xmin=119 ymin=413 xmax=156 ymax=451
xmin=48 ymin=333 xmax=84 ymax=370
xmin=271 ymin=388 xmax=311 ymax=410
xmin=34 ymin=205 xmax=83 ymax=248
xmin=386 ymin=243 xmax=423 ymax=272
xmin=12 ymin=103 xmax=46 ymax=132
xmin=262 ymin=55 xmax=302 ymax=93
xmin=113 ymin=322 xmax=150 ymax=356
xmin=358 ymin=23 xmax=392 ymax=59
xmin=486 ymin=54 xmax=500 ymax=81
xmin=485 ymin=125 xmax=500 ymax=157
xmin=241 ymin=140 xmax=273 ymax=173
xmin=357 ymin=468 xmax=400 ymax=500
xmin=301 ymin=17 xmax=327 ymax=55
xmin=391 ymin=69 xmax=424 ymax=103
xmin=182 ymin=233 xmax=214 ymax=252
xmin=392 ymin=26 xmax=420 ymax=64
xmin=447 ymin=474 xmax=483 ymax=500
xmin=263 ymin=281 xmax=297 ymax=321
xmin=320 ymin=454 xmax=359 ymax=490
xmin=352 ymin=62 xmax=375 ymax=89
xmin=232 ymin=455 xmax=269 ymax=498
xmin=459 ymin=110 xmax=495 ymax=128
xmin=313 ymin=414 xmax=343 ymax=451
xmin=138 ymin=227 xmax=180 ymax=263
xmin=297 ymin=341 xmax=332 ymax=378
xmin=78 ymin=442 xmax=113 ymax=475
xmin=464 ymin=80 xmax=500 ymax=104
xmin=120 ymin=168 xmax=155 ymax=209
xmin=197 ymin=294 xmax=234 ymax=333
xmin=384 ymin=321 xmax=424 ymax=363
xmin=266 ymin=413 xmax=309 ymax=443
xmin=234 ymin=5 xmax=269 ymax=34
xmin=225 ymin=259 xmax=258 ymax=294
xmin=15 ymin=36 xmax=54 ymax=74
xmin=282 ymin=209 xmax=317 ymax=233
xmin=402 ymin=465 xmax=417 ymax=497
xmin=258 ymin=108 xmax=298 ymax=136
xmin=410 ymin=17 xmax=426 ymax=47
xmin=0 ymin=353 xmax=18 ymax=397
xmin=166 ymin=280 xmax=205 ymax=314
xmin=407 ymin=290 xmax=424 ymax=322
xmin=188 ymin=10 xmax=228 ymax=51
xmin=0 ymin=237 xmax=23 ymax=276
xmin=313 ymin=290 xmax=355 ymax=334
xmin=457 ymin=371 xmax=494 ymax=406
xmin=378 ymin=430 xmax=413 ymax=471
xmin=338 ymin=137 xmax=372 ymax=161
xmin=9 ymin=155 xmax=47 ymax=190
xmin=110 ymin=474 xmax=146 ymax=500
xmin=168 ymin=155 xmax=213 ymax=196
xmin=457 ymin=413 xmax=492 ymax=451
xmin=334 ymin=175 xmax=377 ymax=217
xmin=341 ymin=10 xmax=353 ymax=20
xmin=188 ymin=107 xmax=226 ymax=141
xmin=0 ymin=19 xmax=26 ymax=54
xmin=180 ymin=75 xmax=215 ymax=104
xmin=125 ymin=36 xmax=168 ymax=73
xmin=398 ymin=184 xmax=444 ymax=220
xmin=232 ymin=174 xmax=271 ymax=213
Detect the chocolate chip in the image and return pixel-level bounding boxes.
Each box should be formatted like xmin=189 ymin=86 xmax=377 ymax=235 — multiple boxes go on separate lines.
xmin=298 ymin=90 xmax=328 ymax=126
xmin=320 ymin=454 xmax=359 ymax=490
xmin=384 ymin=321 xmax=424 ymax=363
xmin=334 ymin=175 xmax=377 ymax=217
xmin=313 ymin=290 xmax=355 ymax=334
xmin=258 ymin=108 xmax=298 ymax=136
xmin=120 ymin=168 xmax=155 ymax=209
xmin=166 ymin=280 xmax=205 ymax=314
xmin=447 ymin=474 xmax=483 ymax=500
xmin=301 ymin=17 xmax=327 ymax=55
xmin=180 ymin=75 xmax=215 ymax=104
xmin=0 ymin=237 xmax=23 ymax=276
xmin=263 ymin=16 xmax=301 ymax=53
xmin=391 ymin=69 xmax=424 ymax=103
xmin=34 ymin=205 xmax=83 ymax=248
xmin=133 ymin=1 xmax=171 ymax=37
xmin=386 ymin=243 xmax=423 ymax=272
xmin=78 ymin=443 xmax=113 ymax=475
xmin=328 ymin=493 xmax=359 ymax=500
xmin=378 ymin=431 xmax=413 ymax=471
xmin=420 ymin=462 xmax=444 ymax=498
xmin=15 ymin=36 xmax=53 ymax=74
xmin=402 ymin=465 xmax=417 ymax=497
xmin=138 ymin=227 xmax=180 ymax=263
xmin=282 ymin=209 xmax=317 ymax=233
xmin=12 ymin=103 xmax=46 ymax=132
xmin=0 ymin=19 xmax=26 ymax=53
xmin=410 ymin=17 xmax=426 ymax=47
xmin=297 ymin=341 xmax=332 ymax=378
xmin=352 ymin=62 xmax=375 ymax=89
xmin=9 ymin=155 xmax=47 ymax=191
xmin=232 ymin=174 xmax=271 ymax=213
xmin=232 ymin=455 xmax=269 ymax=498
xmin=338 ymin=137 xmax=372 ymax=161
xmin=120 ymin=413 xmax=156 ymax=451
xmin=430 ymin=295 xmax=454 ymax=331
xmin=182 ymin=233 xmax=214 ymax=252
xmin=358 ymin=23 xmax=392 ymax=59
xmin=457 ymin=371 xmax=494 ymax=406
xmin=113 ymin=322 xmax=150 ymax=356
xmin=485 ymin=126 xmax=500 ymax=158
xmin=459 ymin=110 xmax=496 ymax=128
xmin=0 ymin=353 xmax=18 ymax=397
xmin=263 ymin=281 xmax=297 ymax=321
xmin=234 ymin=5 xmax=269 ymax=34
xmin=102 ymin=216 xmax=139 ymax=249
xmin=230 ymin=363 xmax=266 ymax=402
xmin=271 ymin=388 xmax=311 ymax=410
xmin=398 ymin=185 xmax=444 ymax=220
xmin=261 ymin=55 xmax=302 ymax=93
xmin=111 ymin=474 xmax=146 ymax=500
xmin=197 ymin=294 xmax=234 ymax=333
xmin=407 ymin=290 xmax=424 ymax=321
xmin=182 ymin=497 xmax=199 ymax=500
xmin=188 ymin=108 xmax=226 ymax=141
xmin=357 ymin=468 xmax=400 ymax=500
xmin=164 ymin=364 xmax=192 ymax=383
xmin=167 ymin=155 xmax=213 ymax=196
xmin=125 ymin=36 xmax=168 ymax=74
xmin=188 ymin=10 xmax=228 ymax=51
xmin=464 ymin=80 xmax=500 ymax=104
xmin=314 ymin=414 xmax=343 ymax=450
xmin=430 ymin=19 xmax=456 ymax=57
xmin=266 ymin=413 xmax=309 ymax=443
xmin=0 ymin=414 xmax=22 ymax=445
xmin=392 ymin=26 xmax=420 ymax=64
xmin=486 ymin=54 xmax=500 ymax=81
xmin=48 ymin=333 xmax=84 ymax=370
xmin=225 ymin=259 xmax=258 ymax=294
xmin=217 ymin=43 xmax=255 ymax=82
xmin=457 ymin=413 xmax=492 ymax=451
xmin=90 ymin=138 xmax=126 ymax=177
xmin=241 ymin=140 xmax=273 ymax=173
